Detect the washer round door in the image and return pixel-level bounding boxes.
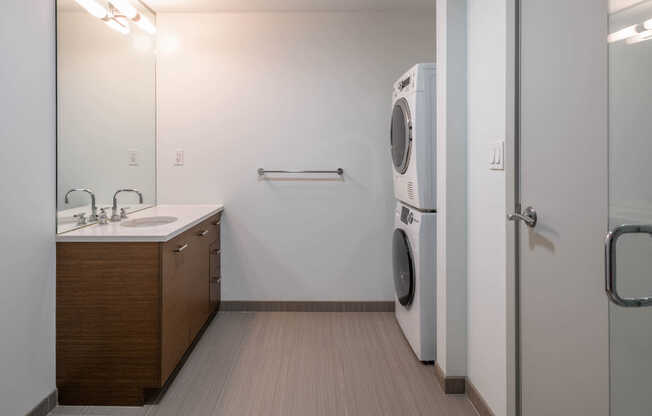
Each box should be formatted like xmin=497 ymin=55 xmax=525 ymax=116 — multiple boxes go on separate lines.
xmin=390 ymin=98 xmax=412 ymax=174
xmin=393 ymin=228 xmax=415 ymax=306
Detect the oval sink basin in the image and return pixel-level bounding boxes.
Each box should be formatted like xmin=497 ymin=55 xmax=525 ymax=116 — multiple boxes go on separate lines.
xmin=121 ymin=216 xmax=178 ymax=228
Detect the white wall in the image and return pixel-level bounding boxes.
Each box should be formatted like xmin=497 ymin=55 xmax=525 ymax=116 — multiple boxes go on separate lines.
xmin=436 ymin=0 xmax=468 ymax=377
xmin=0 ymin=0 xmax=56 ymax=415
xmin=157 ymin=11 xmax=435 ymax=301
xmin=466 ymin=0 xmax=507 ymax=414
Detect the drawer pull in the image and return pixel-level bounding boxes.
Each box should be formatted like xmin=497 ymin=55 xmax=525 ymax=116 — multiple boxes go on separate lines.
xmin=212 ymin=249 xmax=220 ymax=255
xmin=174 ymin=243 xmax=189 ymax=253
xmin=198 ymin=230 xmax=209 ymax=237
xmin=211 ymin=277 xmax=221 ymax=283
xmin=213 ymin=221 xmax=221 ymax=226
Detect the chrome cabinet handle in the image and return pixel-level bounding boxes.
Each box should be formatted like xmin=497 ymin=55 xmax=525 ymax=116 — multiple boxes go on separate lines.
xmin=198 ymin=230 xmax=209 ymax=237
xmin=508 ymin=206 xmax=538 ymax=228
xmin=605 ymin=224 xmax=652 ymax=307
xmin=174 ymin=243 xmax=189 ymax=253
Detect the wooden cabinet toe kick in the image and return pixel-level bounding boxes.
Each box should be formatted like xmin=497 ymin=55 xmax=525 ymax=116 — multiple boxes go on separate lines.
xmin=56 ymin=212 xmax=222 ymax=405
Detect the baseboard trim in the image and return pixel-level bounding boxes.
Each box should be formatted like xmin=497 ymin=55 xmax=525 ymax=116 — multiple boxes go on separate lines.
xmin=25 ymin=389 xmax=57 ymax=416
xmin=221 ymin=301 xmax=394 ymax=312
xmin=466 ymin=379 xmax=495 ymax=416
xmin=434 ymin=362 xmax=466 ymax=394
xmin=433 ymin=364 xmax=495 ymax=415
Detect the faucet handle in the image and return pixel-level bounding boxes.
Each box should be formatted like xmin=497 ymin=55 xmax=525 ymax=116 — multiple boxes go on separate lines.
xmin=98 ymin=208 xmax=110 ymax=225
xmin=73 ymin=212 xmax=87 ymax=226
xmin=120 ymin=207 xmax=130 ymax=219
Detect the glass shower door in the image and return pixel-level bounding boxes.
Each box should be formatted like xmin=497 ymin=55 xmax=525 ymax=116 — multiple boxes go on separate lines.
xmin=607 ymin=1 xmax=652 ymax=414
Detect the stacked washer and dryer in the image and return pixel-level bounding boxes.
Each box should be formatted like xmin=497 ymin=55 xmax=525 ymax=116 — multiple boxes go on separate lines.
xmin=390 ymin=63 xmax=436 ymax=362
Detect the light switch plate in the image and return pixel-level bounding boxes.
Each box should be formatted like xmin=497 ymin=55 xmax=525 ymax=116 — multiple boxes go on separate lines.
xmin=175 ymin=149 xmax=184 ymax=166
xmin=128 ymin=149 xmax=139 ymax=166
xmin=489 ymin=141 xmax=504 ymax=170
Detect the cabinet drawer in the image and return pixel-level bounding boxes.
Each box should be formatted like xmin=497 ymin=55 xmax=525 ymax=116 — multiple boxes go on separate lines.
xmin=210 ymin=279 xmax=220 ymax=311
xmin=209 ymin=213 xmax=221 ymax=250
xmin=215 ymin=220 xmax=221 ymax=251
xmin=193 ymin=219 xmax=217 ymax=244
xmin=210 ymin=245 xmax=221 ymax=279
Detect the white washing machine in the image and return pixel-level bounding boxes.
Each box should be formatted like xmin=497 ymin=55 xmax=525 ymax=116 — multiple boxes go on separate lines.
xmin=390 ymin=63 xmax=436 ymax=211
xmin=393 ymin=200 xmax=436 ymax=361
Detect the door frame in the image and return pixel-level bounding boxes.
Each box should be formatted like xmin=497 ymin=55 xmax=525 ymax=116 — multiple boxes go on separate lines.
xmin=505 ymin=0 xmax=519 ymax=415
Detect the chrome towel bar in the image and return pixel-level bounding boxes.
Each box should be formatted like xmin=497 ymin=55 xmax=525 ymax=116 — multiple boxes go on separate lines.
xmin=257 ymin=168 xmax=344 ymax=176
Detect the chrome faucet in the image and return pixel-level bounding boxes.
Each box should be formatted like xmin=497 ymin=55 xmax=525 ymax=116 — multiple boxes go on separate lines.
xmin=64 ymin=188 xmax=98 ymax=222
xmin=111 ymin=189 xmax=143 ymax=222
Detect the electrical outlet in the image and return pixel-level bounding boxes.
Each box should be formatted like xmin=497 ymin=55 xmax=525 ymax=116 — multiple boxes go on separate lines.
xmin=175 ymin=149 xmax=184 ymax=166
xmin=128 ymin=149 xmax=139 ymax=166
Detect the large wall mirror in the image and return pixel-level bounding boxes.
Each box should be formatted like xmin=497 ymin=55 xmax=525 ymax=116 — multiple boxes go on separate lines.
xmin=57 ymin=0 xmax=157 ymax=233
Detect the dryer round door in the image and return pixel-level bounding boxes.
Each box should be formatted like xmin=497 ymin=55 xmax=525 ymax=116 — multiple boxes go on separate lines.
xmin=390 ymin=98 xmax=412 ymax=174
xmin=393 ymin=228 xmax=415 ymax=306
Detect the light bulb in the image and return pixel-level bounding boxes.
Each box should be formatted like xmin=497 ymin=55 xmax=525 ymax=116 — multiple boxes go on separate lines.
xmin=608 ymin=24 xmax=640 ymax=43
xmin=109 ymin=0 xmax=138 ymax=19
xmin=75 ymin=0 xmax=107 ymax=19
xmin=105 ymin=18 xmax=130 ymax=35
xmin=135 ymin=15 xmax=157 ymax=35
xmin=115 ymin=15 xmax=130 ymax=27
xmin=644 ymin=18 xmax=652 ymax=31
xmin=626 ymin=30 xmax=652 ymax=45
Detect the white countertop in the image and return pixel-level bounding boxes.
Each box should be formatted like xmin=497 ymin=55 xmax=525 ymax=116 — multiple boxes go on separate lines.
xmin=56 ymin=204 xmax=224 ymax=242
xmin=57 ymin=203 xmax=152 ymax=234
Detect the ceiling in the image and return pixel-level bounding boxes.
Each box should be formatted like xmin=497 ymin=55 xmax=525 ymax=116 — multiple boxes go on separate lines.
xmin=62 ymin=0 xmax=638 ymax=15
xmin=610 ymin=0 xmax=646 ymax=13
xmin=59 ymin=0 xmax=155 ymax=13
xmin=142 ymin=0 xmax=435 ymax=12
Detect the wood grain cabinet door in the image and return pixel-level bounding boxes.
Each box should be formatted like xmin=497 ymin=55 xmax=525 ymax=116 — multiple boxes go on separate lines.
xmin=212 ymin=214 xmax=221 ymax=251
xmin=161 ymin=234 xmax=192 ymax=383
xmin=209 ymin=242 xmax=221 ymax=311
xmin=188 ymin=224 xmax=212 ymax=339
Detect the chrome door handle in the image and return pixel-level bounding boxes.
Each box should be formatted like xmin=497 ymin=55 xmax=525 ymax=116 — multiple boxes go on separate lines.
xmin=605 ymin=224 xmax=652 ymax=307
xmin=508 ymin=206 xmax=538 ymax=228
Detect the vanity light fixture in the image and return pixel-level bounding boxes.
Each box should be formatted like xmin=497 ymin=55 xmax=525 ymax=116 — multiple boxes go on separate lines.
xmin=644 ymin=18 xmax=652 ymax=30
xmin=109 ymin=0 xmax=156 ymax=34
xmin=74 ymin=0 xmax=107 ymax=19
xmin=133 ymin=14 xmax=157 ymax=35
xmin=75 ymin=0 xmax=157 ymax=36
xmin=102 ymin=3 xmax=130 ymax=35
xmin=104 ymin=16 xmax=130 ymax=35
xmin=608 ymin=24 xmax=640 ymax=43
xmin=626 ymin=30 xmax=652 ymax=44
xmin=108 ymin=0 xmax=139 ymax=19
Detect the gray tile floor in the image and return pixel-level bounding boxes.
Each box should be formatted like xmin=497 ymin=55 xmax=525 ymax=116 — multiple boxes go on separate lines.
xmin=50 ymin=312 xmax=477 ymax=416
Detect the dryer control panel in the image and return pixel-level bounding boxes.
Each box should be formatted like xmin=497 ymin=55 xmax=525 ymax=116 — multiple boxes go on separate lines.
xmin=400 ymin=206 xmax=414 ymax=225
xmin=398 ymin=76 xmax=412 ymax=91
xmin=394 ymin=68 xmax=417 ymax=95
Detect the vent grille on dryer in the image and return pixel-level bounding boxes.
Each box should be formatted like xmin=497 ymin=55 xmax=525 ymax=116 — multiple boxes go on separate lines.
xmin=407 ymin=182 xmax=416 ymax=200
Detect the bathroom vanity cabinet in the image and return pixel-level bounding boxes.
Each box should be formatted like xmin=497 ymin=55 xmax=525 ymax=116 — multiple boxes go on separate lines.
xmin=56 ymin=210 xmax=222 ymax=405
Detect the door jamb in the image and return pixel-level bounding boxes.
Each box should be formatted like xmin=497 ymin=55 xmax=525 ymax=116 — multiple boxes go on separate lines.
xmin=505 ymin=0 xmax=520 ymax=415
